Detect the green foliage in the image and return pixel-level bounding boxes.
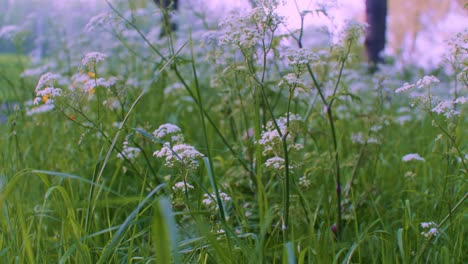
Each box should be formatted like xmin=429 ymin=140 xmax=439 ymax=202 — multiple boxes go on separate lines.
xmin=0 ymin=1 xmax=466 ymax=263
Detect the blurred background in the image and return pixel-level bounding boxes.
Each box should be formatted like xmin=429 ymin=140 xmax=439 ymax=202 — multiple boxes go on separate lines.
xmin=0 ymin=0 xmax=467 ymax=69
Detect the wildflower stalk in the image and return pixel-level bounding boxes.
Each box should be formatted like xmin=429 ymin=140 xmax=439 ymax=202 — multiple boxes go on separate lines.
xmin=189 ymin=36 xmax=234 ymax=258
xmin=412 ymin=191 xmax=468 ymax=263
xmin=428 ymin=111 xmax=467 ymax=172
xmin=305 ymin=40 xmax=352 ymax=239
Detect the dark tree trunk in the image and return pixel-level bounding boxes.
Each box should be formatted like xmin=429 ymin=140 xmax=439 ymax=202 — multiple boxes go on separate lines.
xmin=152 ymin=0 xmax=179 ymax=38
xmin=365 ymin=0 xmax=387 ymax=71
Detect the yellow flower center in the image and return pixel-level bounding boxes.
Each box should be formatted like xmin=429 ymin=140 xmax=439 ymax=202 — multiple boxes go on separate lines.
xmin=42 ymin=94 xmax=50 ymax=103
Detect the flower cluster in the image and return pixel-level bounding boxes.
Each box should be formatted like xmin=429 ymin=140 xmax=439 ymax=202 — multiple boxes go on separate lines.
xmin=172 ymin=181 xmax=194 ymax=192
xmin=117 ymin=139 xmax=141 ymax=160
xmin=283 ymin=47 xmax=319 ymax=67
xmin=350 ymin=132 xmax=380 ymax=145
xmin=0 ymin=25 xmax=21 ymax=40
xmin=70 ymin=73 xmax=117 ymax=95
xmin=432 ymin=96 xmax=467 ymax=118
xmin=299 ymin=176 xmax=311 ymax=188
xmin=84 ymin=12 xmax=114 ymax=32
xmin=395 ymin=75 xmax=440 ymax=94
xmin=154 ymin=143 xmax=204 ymax=170
xmin=257 ymin=113 xmax=303 ymax=156
xmin=402 ymin=153 xmax=425 ymax=162
xmin=264 ymin=156 xmax=286 ymax=170
xmin=153 ymin=123 xmax=184 ymax=144
xmin=202 ymin=191 xmax=232 ymax=210
xmin=219 ymin=1 xmax=284 ymax=50
xmin=420 ymin=222 xmax=439 ymax=238
xmin=81 ymin=52 xmax=107 ymax=67
xmin=34 ymin=72 xmax=63 ymax=105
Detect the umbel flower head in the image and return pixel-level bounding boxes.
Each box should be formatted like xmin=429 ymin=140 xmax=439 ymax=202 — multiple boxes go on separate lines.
xmin=153 ymin=123 xmax=184 ymax=144
xmin=402 ymin=153 xmax=425 ymax=162
xmin=81 ymin=52 xmax=107 ymax=67
xmin=257 ymin=113 xmax=303 ymax=156
xmin=34 ymin=72 xmax=62 ymax=105
xmin=154 ymin=143 xmax=204 ymax=170
xmin=420 ymin=222 xmax=439 ymax=238
xmin=202 ymin=191 xmax=232 ymax=210
xmin=117 ymin=140 xmax=141 ymax=160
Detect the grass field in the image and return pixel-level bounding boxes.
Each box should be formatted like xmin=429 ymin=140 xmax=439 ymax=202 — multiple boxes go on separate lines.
xmin=0 ymin=1 xmax=466 ymax=263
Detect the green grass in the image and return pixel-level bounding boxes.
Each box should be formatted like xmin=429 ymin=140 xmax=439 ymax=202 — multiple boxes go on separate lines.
xmin=0 ymin=54 xmax=29 ymax=102
xmin=0 ymin=3 xmax=466 ymax=263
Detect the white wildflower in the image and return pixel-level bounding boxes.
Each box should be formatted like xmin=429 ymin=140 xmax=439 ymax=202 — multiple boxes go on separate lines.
xmin=420 ymin=222 xmax=439 ymax=238
xmin=153 ymin=123 xmax=183 ymax=143
xmin=283 ymin=47 xmax=318 ymax=66
xmin=154 ymin=143 xmax=204 ymax=170
xmin=415 ymin=75 xmax=439 ymax=89
xmin=202 ymin=191 xmax=232 ymax=210
xmin=257 ymin=113 xmax=303 ymax=156
xmin=26 ymin=104 xmax=55 ymax=116
xmin=22 ymin=64 xmax=51 ymax=77
xmin=279 ymin=73 xmax=305 ymax=86
xmin=117 ymin=140 xmax=141 ymax=160
xmin=351 ymin=132 xmax=364 ymax=144
xmin=351 ymin=132 xmax=380 ymax=145
xmin=432 ymin=97 xmax=466 ymax=118
xmin=456 ymin=67 xmax=467 ymax=83
xmin=404 ymin=171 xmax=416 ymax=178
xmin=35 ymin=72 xmax=61 ymax=92
xmin=454 ymin=96 xmax=467 ymax=104
xmin=81 ymin=52 xmax=107 ymax=67
xmin=84 ymin=12 xmax=114 ymax=32
xmin=172 ymin=181 xmax=194 ymax=192
xmin=265 ymin=156 xmax=285 ymax=170
xmin=0 ymin=25 xmax=21 ymax=40
xmin=219 ymin=3 xmax=284 ymax=50
xmin=299 ymin=176 xmax=311 ymax=188
xmin=402 ymin=153 xmax=425 ymax=162
xmin=34 ymin=72 xmax=63 ymax=105
xmin=395 ymin=82 xmax=415 ymax=93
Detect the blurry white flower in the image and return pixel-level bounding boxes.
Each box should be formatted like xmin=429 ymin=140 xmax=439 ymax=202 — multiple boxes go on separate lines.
xmin=404 ymin=171 xmax=417 ymax=178
xmin=432 ymin=96 xmax=467 ymax=118
xmin=402 ymin=153 xmax=425 ymax=162
xmin=22 ymin=64 xmax=52 ymax=77
xmin=395 ymin=82 xmax=415 ymax=93
xmin=172 ymin=181 xmax=194 ymax=192
xmin=279 ymin=73 xmax=306 ymax=87
xmin=265 ymin=156 xmax=285 ymax=170
xmin=26 ymin=104 xmax=55 ymax=116
xmin=154 ymin=143 xmax=204 ymax=170
xmin=351 ymin=132 xmax=380 ymax=145
xmin=202 ymin=191 xmax=232 ymax=210
xmin=415 ymin=75 xmax=439 ymax=89
xmin=81 ymin=52 xmax=107 ymax=67
xmin=283 ymin=47 xmax=319 ymax=66
xmin=34 ymin=72 xmax=63 ymax=105
xmin=153 ymin=123 xmax=184 ymax=144
xmin=299 ymin=176 xmax=311 ymax=188
xmin=219 ymin=2 xmax=284 ymax=50
xmin=84 ymin=12 xmax=114 ymax=32
xmin=117 ymin=140 xmax=141 ymax=160
xmin=420 ymin=222 xmax=439 ymax=238
xmin=153 ymin=123 xmax=181 ymax=138
xmin=0 ymin=25 xmax=21 ymax=40
xmin=257 ymin=113 xmax=303 ymax=156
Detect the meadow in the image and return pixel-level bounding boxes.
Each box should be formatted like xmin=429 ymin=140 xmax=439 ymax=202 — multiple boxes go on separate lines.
xmin=0 ymin=1 xmax=466 ymax=263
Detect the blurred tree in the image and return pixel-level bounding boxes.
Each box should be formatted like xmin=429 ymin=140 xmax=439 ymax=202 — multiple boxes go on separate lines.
xmin=388 ymin=0 xmax=465 ymax=61
xmin=364 ymin=0 xmax=387 ymax=72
